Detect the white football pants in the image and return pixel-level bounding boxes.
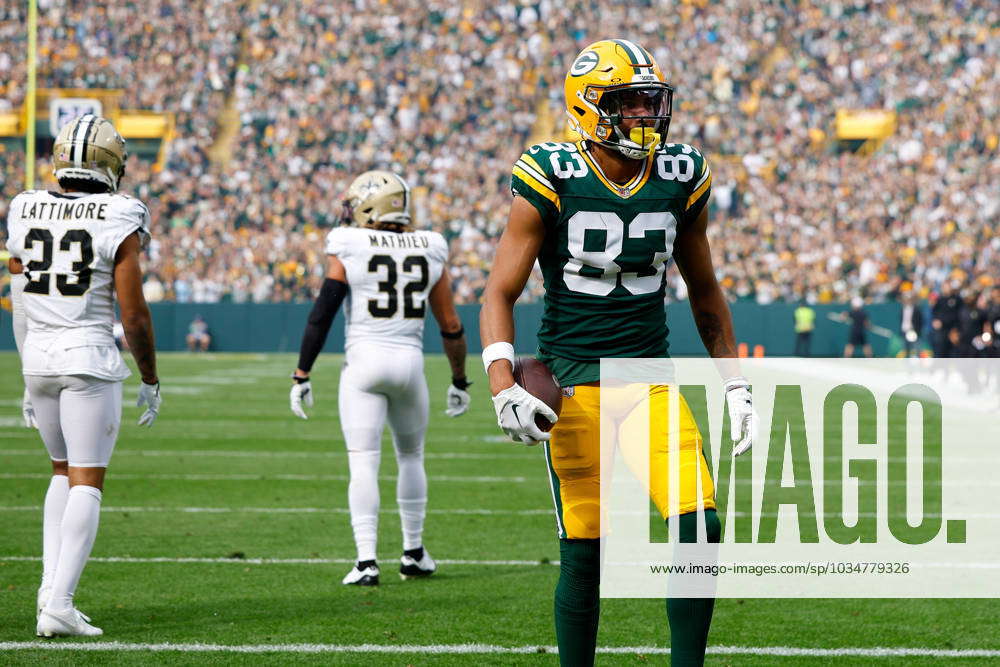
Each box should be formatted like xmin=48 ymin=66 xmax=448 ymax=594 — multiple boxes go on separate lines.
xmin=25 ymin=374 xmax=122 ymax=467
xmin=338 ymin=342 xmax=429 ymax=562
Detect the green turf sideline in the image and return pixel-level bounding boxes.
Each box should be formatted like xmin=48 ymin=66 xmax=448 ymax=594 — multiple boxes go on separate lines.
xmin=1 ymin=555 xmax=556 ymax=566
xmin=1 ymin=641 xmax=999 ymax=657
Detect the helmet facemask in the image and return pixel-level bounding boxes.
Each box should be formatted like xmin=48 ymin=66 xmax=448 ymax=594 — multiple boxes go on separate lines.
xmin=577 ymin=83 xmax=673 ymax=160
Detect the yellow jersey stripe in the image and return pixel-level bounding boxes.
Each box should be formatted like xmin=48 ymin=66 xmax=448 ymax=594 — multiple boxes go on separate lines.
xmin=513 ymin=166 xmax=560 ymax=207
xmin=691 ymin=160 xmax=711 ymax=191
xmin=686 ymin=167 xmax=713 ymax=210
xmin=520 ymin=154 xmax=548 ymax=179
xmin=515 ymin=159 xmax=554 ymax=191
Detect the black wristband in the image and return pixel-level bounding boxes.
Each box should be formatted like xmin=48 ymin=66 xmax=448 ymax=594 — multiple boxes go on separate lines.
xmin=440 ymin=325 xmax=465 ymax=340
xmin=451 ymin=376 xmax=471 ymax=391
xmin=291 ymin=374 xmax=310 ymax=384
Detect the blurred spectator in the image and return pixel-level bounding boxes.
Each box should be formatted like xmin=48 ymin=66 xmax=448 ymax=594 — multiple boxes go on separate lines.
xmin=843 ymin=297 xmax=873 ymax=358
xmin=0 ymin=0 xmax=996 ymax=312
xmin=898 ymin=292 xmax=924 ymax=358
xmin=793 ymin=300 xmax=815 ymax=357
xmin=931 ymin=283 xmax=963 ymax=358
xmin=186 ymin=314 xmax=211 ymax=352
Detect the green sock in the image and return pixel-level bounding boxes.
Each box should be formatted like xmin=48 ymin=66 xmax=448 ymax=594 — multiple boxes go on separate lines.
xmin=554 ymin=538 xmax=600 ymax=667
xmin=666 ymin=510 xmax=721 ymax=667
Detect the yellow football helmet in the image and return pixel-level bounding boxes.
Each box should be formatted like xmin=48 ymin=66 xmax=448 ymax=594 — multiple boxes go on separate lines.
xmin=52 ymin=114 xmax=127 ymax=191
xmin=340 ymin=170 xmax=413 ymax=231
xmin=564 ymin=39 xmax=673 ymax=160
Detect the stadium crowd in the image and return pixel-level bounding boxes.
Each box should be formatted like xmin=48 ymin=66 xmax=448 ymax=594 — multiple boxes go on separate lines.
xmin=1 ymin=0 xmax=997 ymax=321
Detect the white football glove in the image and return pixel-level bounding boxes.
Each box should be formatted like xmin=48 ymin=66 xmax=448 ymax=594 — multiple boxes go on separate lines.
xmin=290 ymin=379 xmax=313 ymax=420
xmin=445 ymin=382 xmax=471 ymax=417
xmin=492 ymin=384 xmax=558 ymax=445
xmin=22 ymin=387 xmax=37 ymax=429
xmin=725 ymin=377 xmax=758 ymax=456
xmin=136 ymin=382 xmax=161 ymax=427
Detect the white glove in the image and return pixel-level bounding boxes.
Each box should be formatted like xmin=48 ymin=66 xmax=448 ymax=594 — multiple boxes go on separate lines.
xmin=22 ymin=387 xmax=37 ymax=429
xmin=290 ymin=379 xmax=313 ymax=420
xmin=445 ymin=382 xmax=471 ymax=417
xmin=136 ymin=382 xmax=161 ymax=427
xmin=725 ymin=377 xmax=758 ymax=456
xmin=492 ymin=384 xmax=558 ymax=445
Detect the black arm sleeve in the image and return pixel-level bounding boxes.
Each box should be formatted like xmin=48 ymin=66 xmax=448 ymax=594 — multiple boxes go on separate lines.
xmin=296 ymin=278 xmax=348 ymax=373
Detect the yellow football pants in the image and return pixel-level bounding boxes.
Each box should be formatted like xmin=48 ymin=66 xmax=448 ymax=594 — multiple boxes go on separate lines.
xmin=543 ymin=383 xmax=715 ymax=539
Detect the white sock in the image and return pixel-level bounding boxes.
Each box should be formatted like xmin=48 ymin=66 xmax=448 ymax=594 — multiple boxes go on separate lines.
xmin=396 ymin=447 xmax=427 ymax=552
xmin=346 ymin=449 xmax=381 ymax=563
xmin=41 ymin=474 xmax=70 ymax=590
xmin=47 ymin=485 xmax=102 ymax=612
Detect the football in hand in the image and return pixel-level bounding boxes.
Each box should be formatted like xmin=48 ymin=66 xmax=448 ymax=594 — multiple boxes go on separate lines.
xmin=512 ymin=357 xmax=562 ymax=431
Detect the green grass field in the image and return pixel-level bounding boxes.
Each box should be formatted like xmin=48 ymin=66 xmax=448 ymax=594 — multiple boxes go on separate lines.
xmin=1 ymin=352 xmax=998 ymax=665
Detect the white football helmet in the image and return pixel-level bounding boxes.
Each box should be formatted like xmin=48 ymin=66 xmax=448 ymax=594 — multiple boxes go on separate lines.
xmin=52 ymin=114 xmax=127 ymax=192
xmin=341 ymin=170 xmax=413 ymax=231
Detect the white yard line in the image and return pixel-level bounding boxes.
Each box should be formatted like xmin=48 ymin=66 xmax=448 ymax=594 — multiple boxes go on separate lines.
xmin=0 ymin=473 xmax=526 ymax=483
xmin=0 ymin=448 xmax=533 ymax=459
xmin=0 ymin=505 xmax=551 ymax=516
xmin=3 ymin=555 xmax=995 ymax=571
xmin=3 ymin=505 xmax=999 ymax=520
xmin=0 ymin=641 xmax=996 ymax=658
xmin=0 ymin=556 xmax=551 ymax=566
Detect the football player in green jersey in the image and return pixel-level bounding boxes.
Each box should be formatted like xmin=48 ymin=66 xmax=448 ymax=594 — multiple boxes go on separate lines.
xmin=481 ymin=39 xmax=756 ymax=666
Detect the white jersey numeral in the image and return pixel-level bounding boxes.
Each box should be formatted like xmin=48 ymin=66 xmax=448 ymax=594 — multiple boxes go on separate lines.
xmin=550 ymin=152 xmax=588 ymax=179
xmin=562 ymin=211 xmax=677 ymax=296
xmin=655 ymin=154 xmax=695 ymax=182
xmin=366 ymin=254 xmax=429 ymax=319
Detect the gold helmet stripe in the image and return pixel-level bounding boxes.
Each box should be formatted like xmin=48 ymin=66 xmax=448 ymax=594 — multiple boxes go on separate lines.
xmin=79 ymin=115 xmax=98 ymax=167
xmin=69 ymin=115 xmax=88 ymax=164
xmin=71 ymin=114 xmax=97 ymax=167
xmin=399 ymin=173 xmax=409 ymax=212
xmin=612 ymin=39 xmax=652 ymax=66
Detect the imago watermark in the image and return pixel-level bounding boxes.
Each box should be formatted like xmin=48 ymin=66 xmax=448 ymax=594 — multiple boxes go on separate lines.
xmin=598 ymin=358 xmax=1000 ymax=598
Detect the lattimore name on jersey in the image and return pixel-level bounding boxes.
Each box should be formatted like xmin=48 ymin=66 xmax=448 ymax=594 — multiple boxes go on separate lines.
xmin=6 ymin=190 xmax=151 ymax=381
xmin=16 ymin=199 xmax=111 ymax=222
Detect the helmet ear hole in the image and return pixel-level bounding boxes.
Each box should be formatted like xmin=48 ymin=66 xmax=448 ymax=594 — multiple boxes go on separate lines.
xmin=572 ymin=106 xmax=586 ymax=117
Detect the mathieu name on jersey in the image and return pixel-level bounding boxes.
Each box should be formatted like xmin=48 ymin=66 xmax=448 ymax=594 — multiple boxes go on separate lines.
xmin=325 ymin=226 xmax=449 ymax=351
xmin=510 ymin=140 xmax=712 ymax=386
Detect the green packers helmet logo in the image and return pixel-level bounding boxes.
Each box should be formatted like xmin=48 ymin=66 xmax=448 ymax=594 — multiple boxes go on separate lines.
xmin=569 ymin=51 xmax=599 ymax=77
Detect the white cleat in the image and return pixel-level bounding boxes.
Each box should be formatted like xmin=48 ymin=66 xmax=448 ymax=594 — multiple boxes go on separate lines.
xmin=342 ymin=562 xmax=380 ymax=586
xmin=399 ymin=548 xmax=437 ymax=580
xmin=36 ymin=607 xmax=103 ymax=638
xmin=36 ymin=585 xmax=51 ymax=621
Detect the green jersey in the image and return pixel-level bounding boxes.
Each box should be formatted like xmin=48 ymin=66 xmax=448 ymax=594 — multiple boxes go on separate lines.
xmin=510 ymin=140 xmax=712 ymax=386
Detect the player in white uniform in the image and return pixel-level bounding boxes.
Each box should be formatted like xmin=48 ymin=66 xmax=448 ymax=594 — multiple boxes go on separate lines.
xmin=9 ymin=268 xmax=38 ymax=428
xmin=6 ymin=114 xmax=162 ymax=637
xmin=289 ymin=171 xmax=470 ymax=586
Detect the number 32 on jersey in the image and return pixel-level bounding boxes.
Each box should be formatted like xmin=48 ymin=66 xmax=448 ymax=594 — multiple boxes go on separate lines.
xmin=563 ymin=211 xmax=676 ymax=296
